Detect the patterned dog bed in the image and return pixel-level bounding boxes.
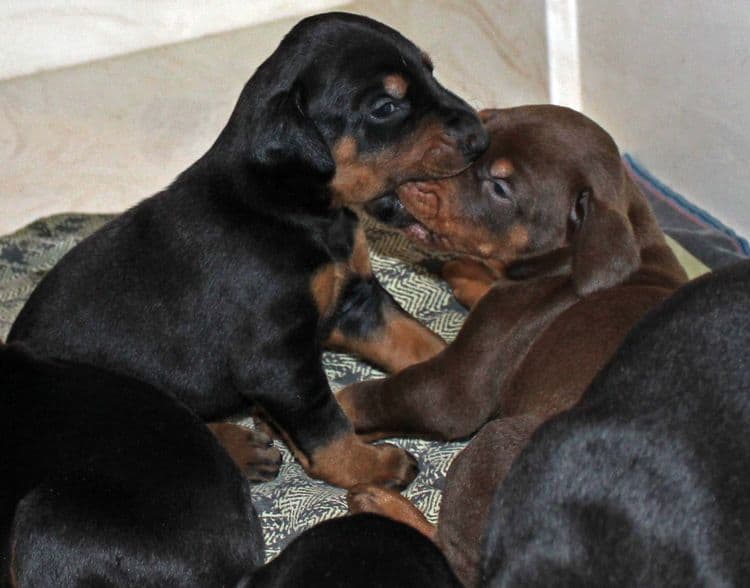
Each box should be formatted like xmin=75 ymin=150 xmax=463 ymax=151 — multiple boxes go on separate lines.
xmin=0 ymin=163 xmax=742 ymax=559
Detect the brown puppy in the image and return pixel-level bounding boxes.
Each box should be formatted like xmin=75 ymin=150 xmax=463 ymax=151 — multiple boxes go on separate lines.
xmin=339 ymin=105 xmax=689 ymax=585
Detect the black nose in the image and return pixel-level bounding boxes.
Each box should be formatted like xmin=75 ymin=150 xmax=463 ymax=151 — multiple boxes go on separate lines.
xmin=446 ymin=110 xmax=490 ymax=161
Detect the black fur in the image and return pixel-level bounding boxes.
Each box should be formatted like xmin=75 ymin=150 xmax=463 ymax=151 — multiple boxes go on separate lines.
xmin=247 ymin=514 xmax=461 ymax=588
xmin=7 ymin=13 xmax=485 ymax=472
xmin=481 ymin=259 xmax=750 ymax=586
xmin=1 ymin=344 xmax=263 ymax=587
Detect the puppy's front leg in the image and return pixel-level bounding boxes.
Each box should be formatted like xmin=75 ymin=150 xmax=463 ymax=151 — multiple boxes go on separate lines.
xmin=232 ymin=346 xmax=417 ymax=490
xmin=326 ymin=276 xmax=445 ymax=373
xmin=324 ymin=224 xmax=445 ymax=373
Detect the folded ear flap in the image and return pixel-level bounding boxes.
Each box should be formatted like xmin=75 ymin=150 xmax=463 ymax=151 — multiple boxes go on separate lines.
xmin=248 ymin=83 xmax=335 ymax=178
xmin=571 ymin=189 xmax=640 ymax=296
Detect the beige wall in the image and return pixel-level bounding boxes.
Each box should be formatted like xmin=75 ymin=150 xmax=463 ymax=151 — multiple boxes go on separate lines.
xmin=2 ymin=1 xmax=747 ymax=238
xmin=348 ymin=0 xmax=549 ymax=110
xmin=0 ymin=0 xmax=349 ymax=80
xmin=578 ymin=0 xmax=750 ymax=236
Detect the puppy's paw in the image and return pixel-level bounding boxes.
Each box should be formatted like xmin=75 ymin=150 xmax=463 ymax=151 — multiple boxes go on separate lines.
xmin=208 ymin=422 xmax=283 ymax=483
xmin=372 ymin=443 xmax=419 ymax=490
xmin=308 ymin=436 xmax=418 ymax=490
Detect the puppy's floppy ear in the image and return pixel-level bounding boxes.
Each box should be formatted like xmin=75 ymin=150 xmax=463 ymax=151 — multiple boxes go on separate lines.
xmin=248 ymin=82 xmax=335 ymax=178
xmin=478 ymin=109 xmax=503 ymax=131
xmin=570 ymin=188 xmax=640 ymax=296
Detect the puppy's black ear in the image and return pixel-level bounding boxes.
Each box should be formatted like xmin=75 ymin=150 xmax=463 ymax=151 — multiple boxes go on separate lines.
xmin=571 ymin=188 xmax=640 ymax=296
xmin=248 ymin=83 xmax=335 ymax=178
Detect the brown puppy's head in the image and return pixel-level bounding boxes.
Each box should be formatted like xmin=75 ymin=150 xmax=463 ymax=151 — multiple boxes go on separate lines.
xmin=390 ymin=105 xmax=641 ymax=295
xmin=210 ymin=13 xmax=488 ymax=206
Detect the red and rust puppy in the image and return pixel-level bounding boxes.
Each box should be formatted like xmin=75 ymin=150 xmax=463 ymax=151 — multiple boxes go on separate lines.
xmin=340 ymin=105 xmax=688 ymax=584
xmin=7 ymin=13 xmax=488 ymax=490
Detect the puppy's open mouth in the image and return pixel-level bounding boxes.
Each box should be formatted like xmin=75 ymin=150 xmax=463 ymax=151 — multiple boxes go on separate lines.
xmin=363 ymin=190 xmax=446 ymax=248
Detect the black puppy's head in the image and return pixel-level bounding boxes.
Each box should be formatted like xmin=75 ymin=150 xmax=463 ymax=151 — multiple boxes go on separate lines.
xmin=213 ymin=13 xmax=488 ymax=206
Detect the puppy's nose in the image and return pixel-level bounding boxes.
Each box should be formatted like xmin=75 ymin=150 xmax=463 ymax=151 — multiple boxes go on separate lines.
xmin=446 ymin=110 xmax=490 ymax=161
xmin=461 ymin=129 xmax=490 ymax=160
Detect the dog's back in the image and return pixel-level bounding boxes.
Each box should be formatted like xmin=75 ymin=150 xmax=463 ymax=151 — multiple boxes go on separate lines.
xmin=1 ymin=344 xmax=263 ymax=587
xmin=482 ymin=260 xmax=750 ymax=586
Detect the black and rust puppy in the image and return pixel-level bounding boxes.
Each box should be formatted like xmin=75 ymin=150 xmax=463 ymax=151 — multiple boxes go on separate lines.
xmin=1 ymin=343 xmax=264 ymax=587
xmin=481 ymin=260 xmax=750 ymax=586
xmin=2 ymin=346 xmax=459 ymax=586
xmin=8 ymin=13 xmax=487 ymax=489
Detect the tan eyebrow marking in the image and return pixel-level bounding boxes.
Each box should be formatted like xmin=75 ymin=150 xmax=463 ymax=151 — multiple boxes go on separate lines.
xmin=421 ymin=51 xmax=434 ymax=71
xmin=383 ymin=74 xmax=408 ymax=99
xmin=491 ymin=158 xmax=515 ymax=178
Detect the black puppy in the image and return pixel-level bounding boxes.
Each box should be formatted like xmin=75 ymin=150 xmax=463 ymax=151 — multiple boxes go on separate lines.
xmin=248 ymin=514 xmax=460 ymax=588
xmin=1 ymin=344 xmax=263 ymax=587
xmin=2 ymin=346 xmax=460 ymax=586
xmin=481 ymin=259 xmax=750 ymax=586
xmin=8 ymin=13 xmax=487 ymax=489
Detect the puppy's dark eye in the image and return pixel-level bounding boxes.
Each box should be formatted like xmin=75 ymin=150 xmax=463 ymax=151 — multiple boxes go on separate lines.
xmin=492 ymin=180 xmax=511 ymax=201
xmin=370 ymin=98 xmax=400 ymax=120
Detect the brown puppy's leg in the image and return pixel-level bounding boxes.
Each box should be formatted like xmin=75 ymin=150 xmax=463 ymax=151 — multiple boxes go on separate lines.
xmin=337 ymin=277 xmax=577 ymax=441
xmin=347 ymin=484 xmax=438 ymax=541
xmin=207 ymin=422 xmax=283 ymax=483
xmin=438 ymin=415 xmax=543 ymax=587
xmin=442 ymin=258 xmax=498 ymax=309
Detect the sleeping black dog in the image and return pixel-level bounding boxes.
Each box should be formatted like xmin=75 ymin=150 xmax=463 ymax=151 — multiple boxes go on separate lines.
xmin=7 ymin=12 xmax=487 ymax=490
xmin=2 ymin=344 xmax=461 ymax=586
xmin=481 ymin=259 xmax=750 ymax=586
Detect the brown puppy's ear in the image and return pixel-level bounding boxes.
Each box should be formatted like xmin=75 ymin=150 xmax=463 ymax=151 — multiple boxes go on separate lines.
xmin=571 ymin=189 xmax=640 ymax=296
xmin=478 ymin=109 xmax=503 ymax=130
xmin=248 ymin=82 xmax=335 ymax=178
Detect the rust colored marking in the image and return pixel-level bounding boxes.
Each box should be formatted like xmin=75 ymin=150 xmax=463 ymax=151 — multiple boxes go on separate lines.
xmin=350 ymin=226 xmax=372 ymax=276
xmin=330 ymin=114 xmax=472 ymax=206
xmin=348 ymin=484 xmax=438 ymax=541
xmin=308 ymin=433 xmax=415 ymax=489
xmin=330 ymin=137 xmax=386 ymax=207
xmin=328 ymin=307 xmax=445 ymax=373
xmin=509 ymin=224 xmax=530 ymax=251
xmin=383 ymin=74 xmax=408 ymax=99
xmin=311 ymin=262 xmax=347 ymax=318
xmin=491 ymin=157 xmax=514 ymax=178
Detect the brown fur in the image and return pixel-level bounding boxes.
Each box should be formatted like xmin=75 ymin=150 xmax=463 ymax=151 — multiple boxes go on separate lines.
xmin=340 ymin=106 xmax=689 ymax=584
xmin=308 ymin=433 xmax=418 ymax=489
xmin=327 ymin=306 xmax=445 ymax=374
xmin=206 ymin=422 xmax=282 ymax=483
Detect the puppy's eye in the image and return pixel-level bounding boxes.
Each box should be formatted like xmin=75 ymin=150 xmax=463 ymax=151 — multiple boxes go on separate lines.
xmin=370 ymin=98 xmax=400 ymax=120
xmin=492 ymin=180 xmax=511 ymax=201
